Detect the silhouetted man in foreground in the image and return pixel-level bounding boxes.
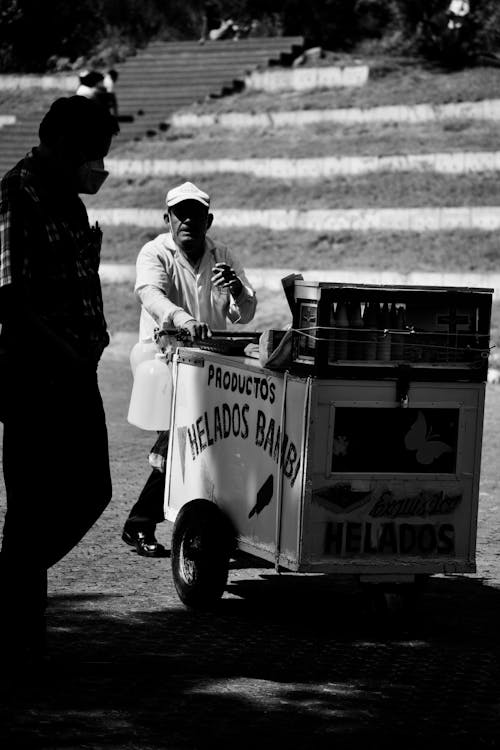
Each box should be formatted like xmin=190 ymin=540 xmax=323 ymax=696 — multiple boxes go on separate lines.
xmin=0 ymin=96 xmax=119 ymax=661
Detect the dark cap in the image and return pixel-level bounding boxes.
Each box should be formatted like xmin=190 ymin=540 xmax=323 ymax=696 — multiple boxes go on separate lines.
xmin=39 ymin=95 xmax=119 ymax=160
xmin=78 ymin=70 xmax=104 ymax=87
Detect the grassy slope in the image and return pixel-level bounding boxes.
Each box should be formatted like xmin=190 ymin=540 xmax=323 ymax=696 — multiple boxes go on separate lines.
xmin=3 ymin=60 xmax=497 ymax=347
xmin=176 ymin=63 xmax=500 ymax=114
xmin=89 ymin=172 xmax=500 ymax=211
xmin=0 ymin=89 xmax=62 ymax=117
xmin=2 ymin=62 xmax=498 ymax=122
xmin=86 ymin=60 xmax=500 ymax=281
xmin=99 ymin=224 xmax=500 ymax=272
xmin=112 ymin=119 xmax=499 ymax=160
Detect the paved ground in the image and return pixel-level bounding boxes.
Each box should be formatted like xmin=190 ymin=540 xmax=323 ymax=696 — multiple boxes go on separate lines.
xmin=1 ymin=357 xmax=500 ymax=749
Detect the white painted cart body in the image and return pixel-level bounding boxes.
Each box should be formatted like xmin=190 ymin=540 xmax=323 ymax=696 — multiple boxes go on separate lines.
xmin=164 ymin=349 xmax=485 ymax=579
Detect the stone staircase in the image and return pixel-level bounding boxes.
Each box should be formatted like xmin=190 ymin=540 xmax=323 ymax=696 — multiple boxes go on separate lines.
xmin=0 ymin=36 xmax=303 ymax=174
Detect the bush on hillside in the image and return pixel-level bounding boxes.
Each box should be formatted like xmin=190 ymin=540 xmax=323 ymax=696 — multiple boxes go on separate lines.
xmin=392 ymin=0 xmax=500 ymax=67
xmin=270 ymin=0 xmax=500 ymax=63
xmin=0 ymin=0 xmax=204 ymax=72
xmin=245 ymin=0 xmax=359 ymax=49
xmin=276 ymin=0 xmax=500 ymax=64
xmin=102 ymin=0 xmax=202 ymax=42
xmin=0 ymin=0 xmax=104 ymax=72
xmin=354 ymin=0 xmax=396 ymax=39
xmin=1 ymin=0 xmax=499 ymax=72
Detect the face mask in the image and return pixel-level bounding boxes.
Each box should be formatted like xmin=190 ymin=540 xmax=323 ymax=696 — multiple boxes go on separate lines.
xmin=76 ymin=162 xmax=109 ymax=194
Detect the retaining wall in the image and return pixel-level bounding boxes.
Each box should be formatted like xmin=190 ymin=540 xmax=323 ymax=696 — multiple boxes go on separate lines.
xmin=107 ymin=151 xmax=500 ymax=179
xmin=171 ymin=99 xmax=500 ymax=129
xmin=244 ymin=65 xmax=369 ymax=91
xmin=88 ymin=206 xmax=500 ymax=231
xmin=0 ymin=75 xmax=77 ymax=90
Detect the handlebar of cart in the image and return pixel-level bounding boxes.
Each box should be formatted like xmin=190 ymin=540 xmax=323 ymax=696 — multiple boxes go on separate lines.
xmin=154 ymin=327 xmax=262 ymax=356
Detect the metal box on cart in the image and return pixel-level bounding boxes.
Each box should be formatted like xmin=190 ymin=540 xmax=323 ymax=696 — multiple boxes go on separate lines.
xmin=164 ymin=280 xmax=492 ymax=606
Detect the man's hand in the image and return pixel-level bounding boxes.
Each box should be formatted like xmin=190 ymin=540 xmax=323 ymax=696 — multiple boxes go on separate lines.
xmin=182 ymin=319 xmax=212 ymax=341
xmin=211 ymin=262 xmax=243 ymax=298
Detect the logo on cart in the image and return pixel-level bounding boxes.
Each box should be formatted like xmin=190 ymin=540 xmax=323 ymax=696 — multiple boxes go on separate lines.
xmin=248 ymin=474 xmax=274 ymax=518
xmin=369 ymin=489 xmax=462 ymax=519
xmin=323 ymin=520 xmax=455 ymax=557
xmin=181 ymin=403 xmax=302 ymax=490
xmin=313 ymin=484 xmax=372 ymax=514
xmin=404 ymin=412 xmax=452 ymax=465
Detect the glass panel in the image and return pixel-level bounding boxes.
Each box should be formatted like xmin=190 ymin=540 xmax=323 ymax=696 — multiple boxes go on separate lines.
xmin=331 ymin=407 xmax=459 ymax=474
xmin=297 ymin=302 xmax=317 ymax=360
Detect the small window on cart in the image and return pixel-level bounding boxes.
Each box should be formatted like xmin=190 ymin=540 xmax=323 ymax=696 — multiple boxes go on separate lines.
xmin=331 ymin=406 xmax=459 ymax=475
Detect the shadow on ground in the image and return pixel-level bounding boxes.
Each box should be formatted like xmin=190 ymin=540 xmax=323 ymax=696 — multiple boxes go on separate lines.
xmin=1 ymin=573 xmax=500 ymax=749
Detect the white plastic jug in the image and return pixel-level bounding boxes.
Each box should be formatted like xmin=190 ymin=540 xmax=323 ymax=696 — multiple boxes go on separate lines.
xmin=129 ymin=339 xmax=158 ymax=376
xmin=127 ymin=353 xmax=173 ymax=430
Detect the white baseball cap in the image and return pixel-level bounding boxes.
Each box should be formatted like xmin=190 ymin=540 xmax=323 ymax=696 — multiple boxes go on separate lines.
xmin=165 ymin=181 xmax=210 ymax=208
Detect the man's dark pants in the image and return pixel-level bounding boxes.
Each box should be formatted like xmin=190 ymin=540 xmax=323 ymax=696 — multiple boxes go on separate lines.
xmin=0 ymin=368 xmax=112 ymax=645
xmin=125 ymin=469 xmax=166 ymax=532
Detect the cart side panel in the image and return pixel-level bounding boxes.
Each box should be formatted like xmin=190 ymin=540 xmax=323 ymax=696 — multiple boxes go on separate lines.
xmin=467 ymin=384 xmax=486 ymax=562
xmin=165 ymin=352 xmax=307 ymax=567
xmin=278 ymin=377 xmax=310 ymax=566
xmin=300 ymin=379 xmax=484 ymax=574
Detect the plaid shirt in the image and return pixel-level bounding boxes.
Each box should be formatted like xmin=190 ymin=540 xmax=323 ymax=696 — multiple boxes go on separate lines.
xmin=0 ymin=151 xmax=109 ymax=361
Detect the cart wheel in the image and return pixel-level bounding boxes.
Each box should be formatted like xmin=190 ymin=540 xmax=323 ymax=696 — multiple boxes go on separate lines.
xmin=171 ymin=499 xmax=232 ymax=608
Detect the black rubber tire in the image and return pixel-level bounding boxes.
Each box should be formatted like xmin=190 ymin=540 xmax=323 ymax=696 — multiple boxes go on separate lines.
xmin=171 ymin=499 xmax=232 ymax=608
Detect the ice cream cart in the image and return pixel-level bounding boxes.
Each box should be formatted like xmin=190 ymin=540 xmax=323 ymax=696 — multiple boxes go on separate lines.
xmin=155 ymin=280 xmax=492 ymax=607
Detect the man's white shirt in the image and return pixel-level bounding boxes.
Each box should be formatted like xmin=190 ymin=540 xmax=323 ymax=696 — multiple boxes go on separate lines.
xmin=135 ymin=232 xmax=256 ymax=341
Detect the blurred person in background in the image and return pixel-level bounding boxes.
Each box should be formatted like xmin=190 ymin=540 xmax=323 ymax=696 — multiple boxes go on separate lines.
xmin=447 ymin=0 xmax=470 ymax=29
xmin=76 ymin=69 xmax=106 ymax=103
xmin=103 ymin=69 xmax=119 ymax=119
xmin=199 ymin=0 xmax=221 ymax=43
xmin=77 ymin=68 xmax=119 ymax=119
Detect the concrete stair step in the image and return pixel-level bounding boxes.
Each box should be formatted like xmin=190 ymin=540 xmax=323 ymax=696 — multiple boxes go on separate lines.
xmin=118 ymin=73 xmax=255 ymax=84
xmin=118 ymin=85 xmax=235 ymax=96
xmin=121 ymin=54 xmax=287 ymax=68
xmin=122 ymin=48 xmax=287 ymax=60
xmin=109 ymin=37 xmax=303 ymax=144
xmin=145 ymin=37 xmax=302 ymax=48
xmin=0 ymin=36 xmax=303 ymax=170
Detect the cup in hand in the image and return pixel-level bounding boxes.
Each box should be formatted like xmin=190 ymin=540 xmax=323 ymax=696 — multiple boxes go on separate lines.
xmin=211 ymin=262 xmax=232 ymax=299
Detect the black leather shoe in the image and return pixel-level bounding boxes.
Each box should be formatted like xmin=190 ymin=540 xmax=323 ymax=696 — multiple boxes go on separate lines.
xmin=122 ymin=526 xmax=169 ymax=558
